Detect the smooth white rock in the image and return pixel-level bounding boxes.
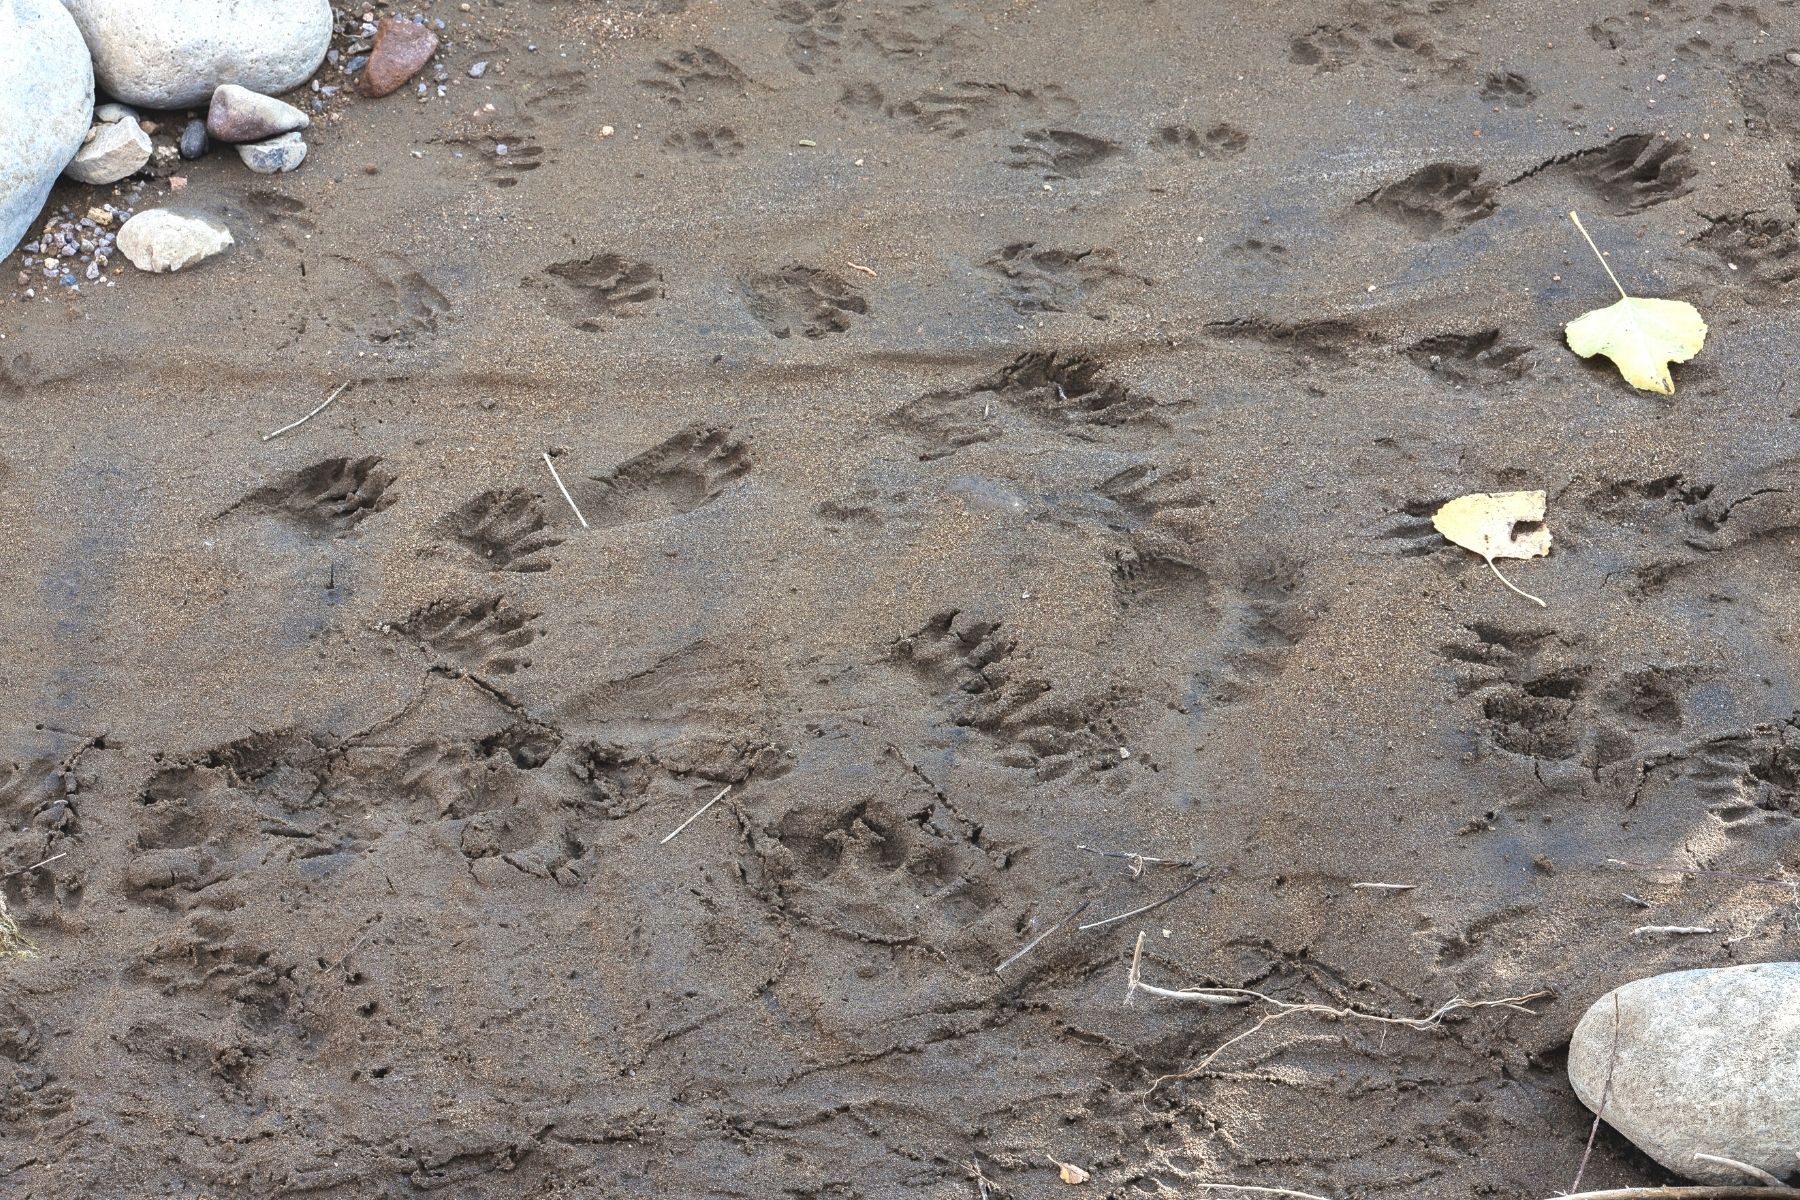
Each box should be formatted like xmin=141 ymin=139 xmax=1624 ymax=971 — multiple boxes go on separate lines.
xmin=115 ymin=208 xmax=233 ymax=272
xmin=236 ymin=130 xmax=306 ymax=173
xmin=59 ymin=0 xmax=331 ymax=108
xmin=94 ymin=101 xmax=137 ymax=123
xmin=1568 ymin=962 xmax=1800 ymax=1184
xmin=0 ymin=0 xmax=94 ymax=257
xmin=63 ymin=114 xmax=151 ymax=184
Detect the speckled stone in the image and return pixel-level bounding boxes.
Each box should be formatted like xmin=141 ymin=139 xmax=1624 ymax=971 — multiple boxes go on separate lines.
xmin=1569 ymin=962 xmax=1800 ymax=1184
xmin=236 ymin=131 xmax=307 ymax=174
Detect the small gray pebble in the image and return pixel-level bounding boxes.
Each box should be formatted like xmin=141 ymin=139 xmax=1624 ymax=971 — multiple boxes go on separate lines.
xmin=468 ymin=60 xmax=487 ymax=77
xmin=180 ymin=119 xmax=209 ymax=159
xmin=495 ymin=143 xmax=508 ymax=155
xmin=345 ymin=54 xmax=369 ymax=74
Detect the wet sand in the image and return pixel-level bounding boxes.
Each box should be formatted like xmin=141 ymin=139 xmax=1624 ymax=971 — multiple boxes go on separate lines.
xmin=2 ymin=1 xmax=1799 ymax=1196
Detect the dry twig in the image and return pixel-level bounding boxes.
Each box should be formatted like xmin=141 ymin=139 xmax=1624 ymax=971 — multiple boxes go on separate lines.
xmin=660 ymin=785 xmax=732 ymax=845
xmin=1607 ymin=858 xmax=1800 ymax=893
xmin=1692 ymin=1158 xmax=1792 ymax=1187
xmin=1692 ymin=1156 xmax=1786 ymax=1188
xmin=1572 ymin=993 xmax=1620 ymax=1193
xmin=1126 ymin=932 xmax=1549 ymax=1089
xmin=542 ymin=452 xmax=590 ymax=529
xmin=1124 ymin=933 xmax=1246 ymax=1007
xmin=1076 ymin=844 xmax=1198 ymax=875
xmin=994 ymin=899 xmax=1093 ymax=975
xmin=263 ymin=381 xmax=351 ymax=441
xmin=1078 ymin=874 xmax=1205 ymax=932
xmin=0 ymin=851 xmax=66 ymax=880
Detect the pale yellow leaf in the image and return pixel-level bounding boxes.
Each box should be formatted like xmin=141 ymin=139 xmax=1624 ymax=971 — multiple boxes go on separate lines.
xmin=1432 ymin=490 xmax=1552 ymax=607
xmin=1057 ymin=1162 xmax=1091 ymax=1185
xmin=1565 ymin=296 xmax=1706 ymax=395
xmin=1563 ymin=211 xmax=1707 ymax=395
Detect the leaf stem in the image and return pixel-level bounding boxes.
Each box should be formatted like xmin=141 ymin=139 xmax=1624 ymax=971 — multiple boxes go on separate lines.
xmin=1486 ymin=557 xmax=1546 ymax=607
xmin=1569 ymin=210 xmax=1630 ymax=301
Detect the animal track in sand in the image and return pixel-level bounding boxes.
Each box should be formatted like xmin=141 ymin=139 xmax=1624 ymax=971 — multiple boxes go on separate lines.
xmin=889 ymin=350 xmax=1158 ymax=460
xmin=582 ymin=425 xmax=752 ymax=528
xmin=639 ymin=47 xmax=752 ymax=106
xmin=1205 ymin=315 xmax=1369 ymax=363
xmin=486 ymin=139 xmax=545 ymax=188
xmin=1185 ymin=555 xmax=1312 ymax=714
xmin=757 ymin=791 xmax=1005 ymax=949
xmin=1693 ymin=214 xmax=1800 ymax=301
xmin=441 ymin=488 xmax=564 ymax=573
xmin=662 ymin=125 xmax=745 ymax=159
xmin=876 ymin=80 xmax=1074 ymax=139
xmin=1005 ymin=129 xmax=1121 ymax=178
xmin=348 ymin=254 xmax=450 ymax=345
xmin=1481 ymin=70 xmax=1536 ymax=106
xmin=535 ymin=254 xmax=665 ymax=330
xmin=390 ymin=594 xmax=542 ymax=676
xmin=1360 ymin=162 xmax=1496 ymax=234
xmin=980 ymin=243 xmax=1150 ymax=317
xmin=1289 ymin=21 xmax=1466 ymax=77
xmin=772 ymin=0 xmax=844 ymax=75
xmin=1405 ymin=329 xmax=1533 ymax=383
xmin=740 ymin=266 xmax=868 ymax=338
xmin=1515 ymin=134 xmax=1695 ymax=213
xmin=231 ymin=457 xmax=396 ymax=537
xmin=890 ymin=609 xmax=1116 ymax=781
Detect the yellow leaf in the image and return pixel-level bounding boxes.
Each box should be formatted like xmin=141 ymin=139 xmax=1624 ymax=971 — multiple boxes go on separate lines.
xmin=1432 ymin=490 xmax=1552 ymax=607
xmin=1563 ymin=211 xmax=1706 ymax=395
xmin=1057 ymin=1162 xmax=1090 ymax=1185
xmin=1565 ymin=296 xmax=1706 ymax=395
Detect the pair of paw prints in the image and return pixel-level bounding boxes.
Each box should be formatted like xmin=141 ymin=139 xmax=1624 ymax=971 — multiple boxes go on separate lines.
xmin=437 ymin=426 xmax=755 ymax=575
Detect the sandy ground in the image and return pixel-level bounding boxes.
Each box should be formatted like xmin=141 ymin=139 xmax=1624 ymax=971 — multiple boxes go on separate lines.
xmin=2 ymin=1 xmax=1799 ymax=1196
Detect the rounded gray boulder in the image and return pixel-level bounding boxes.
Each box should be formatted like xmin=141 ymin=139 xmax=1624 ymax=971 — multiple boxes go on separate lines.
xmin=60 ymin=0 xmax=331 ymax=109
xmin=1568 ymin=961 xmax=1800 ymax=1184
xmin=0 ymin=0 xmax=94 ymax=258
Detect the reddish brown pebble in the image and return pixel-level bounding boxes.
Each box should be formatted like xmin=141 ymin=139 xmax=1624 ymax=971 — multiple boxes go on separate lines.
xmin=360 ymin=18 xmax=439 ymax=98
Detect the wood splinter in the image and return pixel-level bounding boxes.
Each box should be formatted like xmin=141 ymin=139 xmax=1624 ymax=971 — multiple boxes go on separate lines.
xmin=263 ymin=381 xmax=351 ymax=441
xmin=659 ymin=784 xmax=732 ymax=845
xmin=542 ymin=451 xmax=590 ymax=529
